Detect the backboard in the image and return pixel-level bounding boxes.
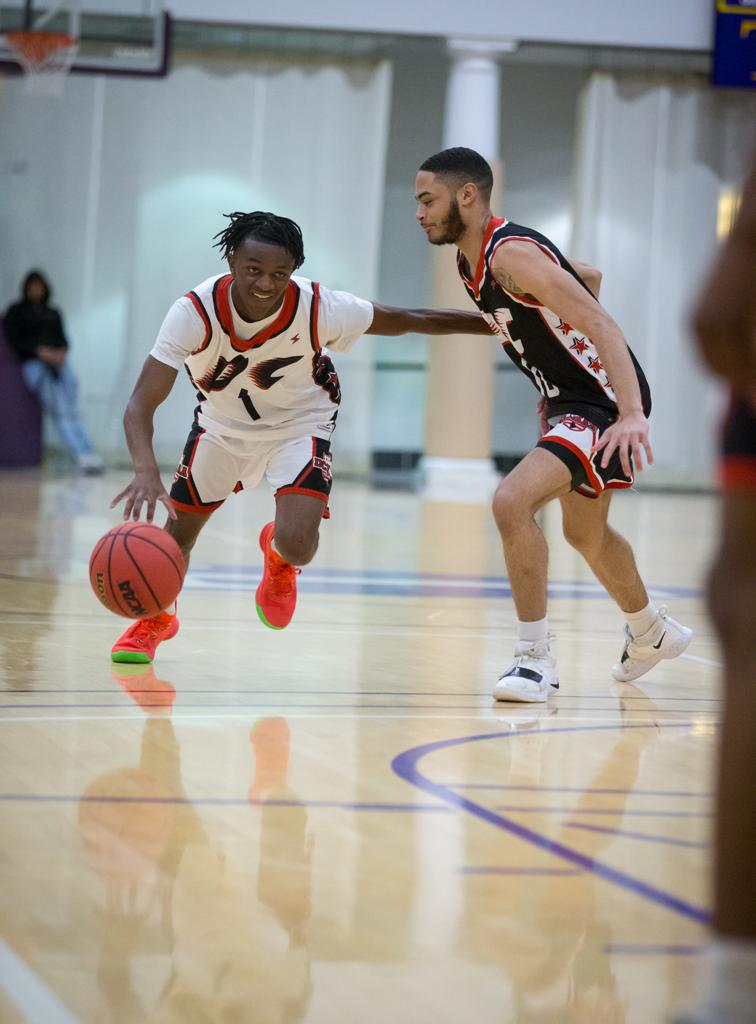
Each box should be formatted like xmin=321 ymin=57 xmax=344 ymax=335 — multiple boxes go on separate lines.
xmin=0 ymin=0 xmax=171 ymax=78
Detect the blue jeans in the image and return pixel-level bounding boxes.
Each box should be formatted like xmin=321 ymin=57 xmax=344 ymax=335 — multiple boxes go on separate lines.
xmin=21 ymin=358 xmax=96 ymax=459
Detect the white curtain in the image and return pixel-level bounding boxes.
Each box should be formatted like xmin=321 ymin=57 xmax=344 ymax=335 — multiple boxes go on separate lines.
xmin=571 ymin=71 xmax=756 ymax=486
xmin=0 ymin=56 xmax=392 ymax=470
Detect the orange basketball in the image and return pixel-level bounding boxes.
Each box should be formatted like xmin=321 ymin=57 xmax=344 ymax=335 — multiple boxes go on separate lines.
xmin=89 ymin=522 xmax=185 ymax=618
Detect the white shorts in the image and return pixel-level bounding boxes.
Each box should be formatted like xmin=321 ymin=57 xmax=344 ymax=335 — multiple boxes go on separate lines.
xmin=170 ymin=421 xmax=333 ymax=515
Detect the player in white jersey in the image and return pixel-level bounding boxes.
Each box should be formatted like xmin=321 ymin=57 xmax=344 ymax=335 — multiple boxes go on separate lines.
xmin=109 ymin=211 xmax=492 ymax=662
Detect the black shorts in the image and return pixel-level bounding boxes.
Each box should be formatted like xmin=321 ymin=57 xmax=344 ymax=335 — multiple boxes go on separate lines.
xmin=721 ymin=395 xmax=756 ymax=492
xmin=537 ymin=406 xmax=635 ymax=499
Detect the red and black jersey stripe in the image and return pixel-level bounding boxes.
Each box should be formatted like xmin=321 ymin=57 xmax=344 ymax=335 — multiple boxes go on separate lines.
xmin=309 ymin=281 xmax=322 ymax=354
xmin=185 ymin=290 xmax=213 ymax=353
xmin=212 ymin=275 xmax=301 ymax=352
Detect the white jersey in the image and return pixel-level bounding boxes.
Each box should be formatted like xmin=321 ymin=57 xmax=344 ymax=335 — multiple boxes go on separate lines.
xmin=150 ymin=273 xmax=374 ymax=440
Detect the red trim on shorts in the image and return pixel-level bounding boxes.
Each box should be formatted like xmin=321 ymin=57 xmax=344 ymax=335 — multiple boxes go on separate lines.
xmin=171 ymin=498 xmax=223 ymax=514
xmin=542 ymin=435 xmax=604 ymax=494
xmin=721 ymin=456 xmax=756 ymax=491
xmin=575 ymin=484 xmax=599 ymax=500
xmin=275 ymin=486 xmax=329 ymax=503
xmin=605 ymin=478 xmax=634 ymax=490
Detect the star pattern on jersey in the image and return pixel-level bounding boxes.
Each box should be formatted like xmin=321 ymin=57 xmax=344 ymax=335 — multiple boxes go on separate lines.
xmin=570 ymin=337 xmax=589 ymax=356
xmin=588 ymin=356 xmax=604 ymax=373
xmin=557 ymin=320 xmax=574 ymax=335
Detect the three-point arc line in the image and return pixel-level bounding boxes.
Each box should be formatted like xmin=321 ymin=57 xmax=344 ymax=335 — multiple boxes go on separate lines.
xmin=391 ymin=721 xmax=711 ymax=925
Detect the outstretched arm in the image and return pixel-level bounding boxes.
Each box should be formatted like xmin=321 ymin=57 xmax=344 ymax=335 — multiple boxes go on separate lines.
xmin=366 ymin=303 xmax=493 ymax=337
xmin=491 ymin=241 xmax=652 ymax=476
xmin=111 ymin=355 xmax=179 ymax=522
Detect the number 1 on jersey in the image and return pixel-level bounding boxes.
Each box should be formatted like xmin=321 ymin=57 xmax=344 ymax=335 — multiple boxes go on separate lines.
xmin=238 ymin=388 xmax=261 ymax=421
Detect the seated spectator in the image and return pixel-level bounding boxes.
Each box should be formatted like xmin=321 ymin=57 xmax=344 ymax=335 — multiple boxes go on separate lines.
xmin=4 ymin=270 xmax=103 ymax=474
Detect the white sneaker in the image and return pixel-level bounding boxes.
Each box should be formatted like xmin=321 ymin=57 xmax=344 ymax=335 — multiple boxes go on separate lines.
xmin=494 ymin=639 xmax=559 ymax=703
xmin=611 ymin=607 xmax=693 ymax=682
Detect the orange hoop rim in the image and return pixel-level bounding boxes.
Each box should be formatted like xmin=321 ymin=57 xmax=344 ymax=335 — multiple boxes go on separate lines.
xmin=5 ymin=29 xmax=78 ymax=66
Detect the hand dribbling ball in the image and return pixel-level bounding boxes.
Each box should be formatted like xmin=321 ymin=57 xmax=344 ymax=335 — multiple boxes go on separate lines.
xmin=89 ymin=522 xmax=186 ymax=618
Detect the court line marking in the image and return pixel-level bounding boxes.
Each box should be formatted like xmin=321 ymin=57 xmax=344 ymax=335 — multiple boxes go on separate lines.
xmin=0 ymin=793 xmax=711 ymax=822
xmin=0 ymin=794 xmax=447 ymax=813
xmin=0 ymin=689 xmax=723 ymax=701
xmin=0 ymin=712 xmax=718 ymax=725
xmin=459 ymin=866 xmax=583 ymax=876
xmin=450 ymin=784 xmax=713 ymax=797
xmin=493 ymin=807 xmax=712 ymax=818
xmin=0 ymin=938 xmax=80 ymax=1024
xmin=0 ymin=702 xmax=718 ymax=714
xmin=604 ymin=944 xmax=703 ymax=956
xmin=391 ymin=722 xmax=711 ymax=925
xmin=566 ymin=821 xmax=708 ymax=849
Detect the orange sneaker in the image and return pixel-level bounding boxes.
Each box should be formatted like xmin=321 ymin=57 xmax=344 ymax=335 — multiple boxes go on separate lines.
xmin=256 ymin=522 xmax=300 ymax=630
xmin=111 ymin=609 xmax=179 ymax=664
xmin=111 ymin=664 xmax=176 ymax=711
xmin=248 ymin=717 xmax=290 ymax=800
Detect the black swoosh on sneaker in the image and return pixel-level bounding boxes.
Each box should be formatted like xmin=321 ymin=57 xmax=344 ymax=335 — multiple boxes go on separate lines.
xmin=501 ymin=666 xmax=543 ymax=683
xmin=652 ymin=632 xmax=667 ymax=650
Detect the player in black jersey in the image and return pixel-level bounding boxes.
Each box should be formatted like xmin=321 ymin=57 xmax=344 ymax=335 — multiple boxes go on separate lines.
xmin=416 ymin=147 xmax=692 ymax=702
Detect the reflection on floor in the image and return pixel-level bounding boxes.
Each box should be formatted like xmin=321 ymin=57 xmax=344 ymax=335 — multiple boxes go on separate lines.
xmin=0 ymin=470 xmax=718 ymax=1023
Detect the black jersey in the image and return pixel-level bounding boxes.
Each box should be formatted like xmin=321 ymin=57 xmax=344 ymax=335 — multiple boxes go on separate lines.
xmin=457 ymin=218 xmax=651 ymax=418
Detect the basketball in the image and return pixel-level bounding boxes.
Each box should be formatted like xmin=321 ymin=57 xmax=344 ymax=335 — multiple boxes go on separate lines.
xmin=89 ymin=522 xmax=186 ymax=618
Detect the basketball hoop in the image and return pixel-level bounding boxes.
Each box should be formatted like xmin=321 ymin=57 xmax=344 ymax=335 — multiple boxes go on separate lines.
xmin=5 ymin=29 xmax=78 ymax=97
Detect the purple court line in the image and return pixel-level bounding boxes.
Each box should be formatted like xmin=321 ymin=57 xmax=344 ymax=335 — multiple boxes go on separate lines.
xmin=450 ymin=784 xmax=713 ymax=797
xmin=459 ymin=866 xmax=583 ymax=876
xmin=495 ymin=806 xmax=712 ymax=818
xmin=0 ymin=793 xmax=448 ymax=812
xmin=566 ymin=821 xmax=708 ymax=849
xmin=604 ymin=944 xmax=703 ymax=956
xmin=391 ymin=722 xmax=711 ymax=925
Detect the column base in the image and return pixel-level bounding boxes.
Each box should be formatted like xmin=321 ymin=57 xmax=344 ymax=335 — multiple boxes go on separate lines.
xmin=419 ymin=456 xmax=501 ymax=504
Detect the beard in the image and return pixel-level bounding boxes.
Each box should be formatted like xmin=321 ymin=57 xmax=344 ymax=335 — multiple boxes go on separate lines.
xmin=429 ymin=198 xmax=465 ymax=245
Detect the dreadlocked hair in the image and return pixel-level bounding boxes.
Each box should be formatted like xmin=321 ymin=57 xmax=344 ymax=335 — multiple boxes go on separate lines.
xmin=212 ymin=211 xmax=305 ymax=268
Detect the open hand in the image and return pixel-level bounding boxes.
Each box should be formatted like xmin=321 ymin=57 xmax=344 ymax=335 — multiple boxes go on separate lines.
xmin=110 ymin=470 xmax=177 ymax=523
xmin=591 ymin=410 xmax=653 ymax=477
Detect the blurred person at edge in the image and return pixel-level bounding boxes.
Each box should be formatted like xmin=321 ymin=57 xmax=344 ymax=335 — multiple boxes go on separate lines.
xmin=4 ymin=269 xmax=103 ymax=474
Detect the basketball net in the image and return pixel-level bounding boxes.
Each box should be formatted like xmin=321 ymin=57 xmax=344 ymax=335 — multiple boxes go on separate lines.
xmin=5 ymin=29 xmax=78 ymax=97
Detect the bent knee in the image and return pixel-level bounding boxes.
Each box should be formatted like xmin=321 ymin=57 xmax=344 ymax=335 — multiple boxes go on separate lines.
xmin=562 ymin=521 xmax=606 ymax=557
xmin=492 ymin=483 xmax=533 ymax=534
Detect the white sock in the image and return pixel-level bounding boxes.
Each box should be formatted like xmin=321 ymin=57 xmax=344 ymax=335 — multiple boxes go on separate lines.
xmin=518 ymin=617 xmax=549 ymax=646
xmin=624 ymin=601 xmax=659 ymax=638
xmin=696 ymin=938 xmax=756 ymax=1023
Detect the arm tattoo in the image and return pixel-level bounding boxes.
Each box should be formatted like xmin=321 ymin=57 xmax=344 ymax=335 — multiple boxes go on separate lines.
xmin=494 ymin=268 xmax=522 ymax=294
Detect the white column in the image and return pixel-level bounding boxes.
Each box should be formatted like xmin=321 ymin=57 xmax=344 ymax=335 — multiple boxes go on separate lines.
xmin=421 ymin=38 xmax=516 ymax=503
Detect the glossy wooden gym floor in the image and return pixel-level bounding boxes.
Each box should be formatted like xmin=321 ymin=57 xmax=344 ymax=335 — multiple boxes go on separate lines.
xmin=0 ymin=469 xmax=719 ymax=1023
